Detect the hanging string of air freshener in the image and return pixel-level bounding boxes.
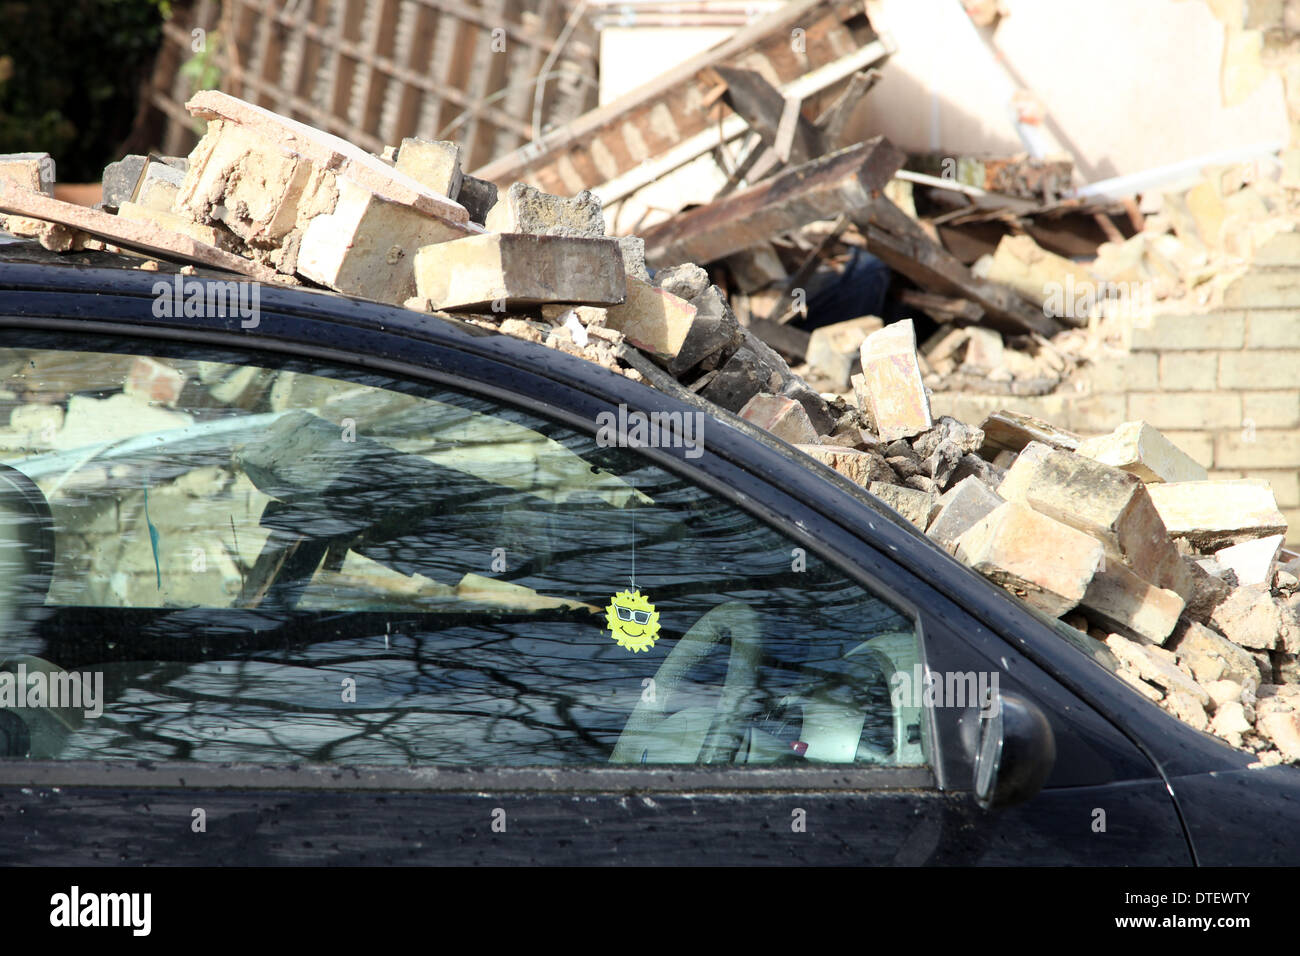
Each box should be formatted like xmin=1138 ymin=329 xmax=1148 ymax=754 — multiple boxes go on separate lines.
xmin=604 ymin=502 xmax=660 ymax=653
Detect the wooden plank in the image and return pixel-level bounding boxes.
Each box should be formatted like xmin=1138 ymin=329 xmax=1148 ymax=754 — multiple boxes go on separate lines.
xmin=640 ymin=138 xmax=906 ymax=268
xmin=0 ymin=181 xmax=279 ymax=282
xmin=473 ymin=0 xmax=865 ymax=186
xmin=859 ymin=198 xmax=1062 ymax=337
xmin=592 ymin=36 xmax=891 ymax=205
xmin=393 ymin=1 xmax=440 ymax=139
xmin=745 ymin=317 xmax=809 ymax=361
xmin=714 ymin=66 xmax=825 ymax=166
xmin=813 ymin=68 xmax=880 ymax=144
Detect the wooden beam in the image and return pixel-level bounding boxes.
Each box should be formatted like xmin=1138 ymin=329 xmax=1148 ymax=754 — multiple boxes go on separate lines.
xmin=640 ymin=137 xmax=906 ymax=268
xmin=0 ymin=181 xmax=278 ymax=282
xmin=473 ymin=0 xmax=875 ymax=188
xmin=858 ymin=197 xmax=1062 ymax=337
xmin=714 ymin=66 xmax=825 ymax=166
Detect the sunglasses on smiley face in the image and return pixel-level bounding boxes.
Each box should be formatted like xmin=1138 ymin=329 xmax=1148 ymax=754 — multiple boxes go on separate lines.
xmin=613 ymin=604 xmax=652 ymax=626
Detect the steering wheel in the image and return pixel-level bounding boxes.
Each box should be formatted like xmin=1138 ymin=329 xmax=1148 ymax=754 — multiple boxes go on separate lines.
xmin=610 ymin=601 xmax=761 ymax=764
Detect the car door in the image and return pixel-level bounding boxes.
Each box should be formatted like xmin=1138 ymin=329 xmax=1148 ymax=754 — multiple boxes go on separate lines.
xmin=0 ymin=285 xmax=1192 ymax=864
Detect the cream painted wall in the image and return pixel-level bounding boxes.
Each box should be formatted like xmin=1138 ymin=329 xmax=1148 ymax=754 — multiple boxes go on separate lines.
xmin=857 ymin=0 xmax=1288 ymax=182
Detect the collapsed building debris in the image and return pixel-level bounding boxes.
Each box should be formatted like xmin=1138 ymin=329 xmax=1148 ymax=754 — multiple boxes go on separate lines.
xmin=2 ymin=0 xmax=1299 ymax=769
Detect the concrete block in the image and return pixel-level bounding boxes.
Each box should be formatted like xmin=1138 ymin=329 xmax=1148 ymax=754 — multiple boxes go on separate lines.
xmin=997 ymin=442 xmax=1186 ymax=595
xmin=1147 ymin=479 xmax=1288 ymax=548
xmin=186 ymin=90 xmax=469 ymax=223
xmin=1077 ymin=351 xmax=1158 ymax=393
xmin=962 ymin=326 xmax=1004 ymax=372
xmin=177 ymin=119 xmax=318 ymax=244
xmin=115 ymin=201 xmax=240 ymax=252
xmin=671 ymin=285 xmax=743 ymax=376
xmin=780 ymin=378 xmax=835 ymax=436
xmin=101 ymin=154 xmax=187 ymax=210
xmin=394 ymin=137 xmax=462 ymax=199
xmin=699 ymin=331 xmax=791 ymax=413
xmin=136 ymin=161 xmax=185 ymax=212
xmin=857 ymin=318 xmax=931 ymax=442
xmin=653 ymin=263 xmax=710 ymax=300
xmin=484 ymin=182 xmax=605 ymax=237
xmin=797 ymin=445 xmax=895 ymax=487
xmin=1214 ymin=534 xmax=1284 ymax=586
xmin=1080 ymin=563 xmax=1185 ymax=645
xmin=1211 ymin=584 xmax=1284 ymax=650
xmin=1065 ymin=393 xmax=1127 ymax=435
xmin=1171 ymin=620 xmax=1263 ymax=687
xmin=413 ymin=232 xmax=626 ymax=311
xmin=0 ymin=152 xmax=54 ymax=196
xmin=867 ymin=482 xmax=934 ymax=530
xmin=299 ymin=179 xmax=468 ymax=303
xmin=738 ymin=393 xmax=817 ymax=445
xmin=805 ymin=316 xmax=882 ymax=387
xmin=954 ymin=501 xmax=1105 ymax=616
xmin=602 ymin=276 xmax=696 ymax=363
xmin=457 ymin=174 xmax=498 ymax=225
xmin=1076 ymin=420 xmax=1208 ymax=483
xmin=618 ymin=236 xmax=650 ymax=282
xmin=925 ymin=476 xmax=1004 ymax=553
xmin=978 ymin=409 xmax=1081 ymax=454
xmin=1104 ymin=634 xmax=1211 ymax=705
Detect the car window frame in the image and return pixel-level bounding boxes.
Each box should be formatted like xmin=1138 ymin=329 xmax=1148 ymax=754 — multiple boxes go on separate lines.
xmin=0 ymin=308 xmax=946 ymax=792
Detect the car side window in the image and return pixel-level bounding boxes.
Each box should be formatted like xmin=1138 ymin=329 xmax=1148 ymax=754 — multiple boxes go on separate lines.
xmin=0 ymin=340 xmax=927 ymax=770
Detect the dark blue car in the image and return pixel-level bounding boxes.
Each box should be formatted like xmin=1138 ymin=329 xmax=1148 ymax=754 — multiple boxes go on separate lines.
xmin=0 ymin=246 xmax=1295 ymax=866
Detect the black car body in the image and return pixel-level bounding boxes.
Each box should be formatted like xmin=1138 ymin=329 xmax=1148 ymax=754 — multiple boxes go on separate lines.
xmin=0 ymin=246 xmax=1296 ymax=866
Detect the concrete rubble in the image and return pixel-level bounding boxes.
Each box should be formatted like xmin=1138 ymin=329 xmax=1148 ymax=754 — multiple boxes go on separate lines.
xmin=3 ymin=81 xmax=1300 ymax=765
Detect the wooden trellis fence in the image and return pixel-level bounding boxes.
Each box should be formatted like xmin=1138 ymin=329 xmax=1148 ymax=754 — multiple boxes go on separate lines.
xmin=144 ymin=0 xmax=601 ymax=170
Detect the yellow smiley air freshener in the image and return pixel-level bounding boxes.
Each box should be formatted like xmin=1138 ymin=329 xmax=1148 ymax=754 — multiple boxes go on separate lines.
xmin=605 ymin=588 xmax=661 ymax=653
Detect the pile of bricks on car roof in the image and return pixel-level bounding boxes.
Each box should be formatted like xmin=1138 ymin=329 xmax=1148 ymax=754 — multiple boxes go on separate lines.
xmin=0 ymin=91 xmax=1297 ymax=765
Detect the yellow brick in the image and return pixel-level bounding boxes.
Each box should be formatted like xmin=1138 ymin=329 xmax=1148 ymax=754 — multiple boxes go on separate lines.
xmin=1219 ymin=350 xmax=1300 ymax=389
xmin=1127 ymin=391 xmax=1242 ymax=430
xmin=1245 ymin=469 xmax=1300 ymax=508
xmin=1242 ymin=390 xmax=1300 ymax=428
xmin=1066 ymin=393 xmax=1127 ymax=435
xmin=1246 ymin=310 xmax=1300 ymax=347
xmin=1130 ymin=311 xmax=1244 ymax=350
xmin=1216 ymin=428 xmax=1300 ymax=468
xmin=1161 ymin=431 xmax=1216 ymax=468
xmin=1223 ymin=270 xmax=1300 ymax=309
xmin=1158 ymin=351 xmax=1219 ymax=391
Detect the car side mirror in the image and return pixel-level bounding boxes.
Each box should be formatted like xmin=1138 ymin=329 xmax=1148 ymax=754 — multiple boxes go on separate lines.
xmin=973 ymin=690 xmax=1055 ymax=810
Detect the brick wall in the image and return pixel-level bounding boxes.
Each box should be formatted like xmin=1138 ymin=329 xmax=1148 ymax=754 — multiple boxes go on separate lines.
xmin=931 ymin=263 xmax=1300 ymax=545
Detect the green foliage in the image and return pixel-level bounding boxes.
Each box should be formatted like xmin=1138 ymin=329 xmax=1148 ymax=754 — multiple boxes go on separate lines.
xmin=0 ymin=0 xmax=169 ymax=181
xmin=179 ymin=29 xmax=223 ymax=97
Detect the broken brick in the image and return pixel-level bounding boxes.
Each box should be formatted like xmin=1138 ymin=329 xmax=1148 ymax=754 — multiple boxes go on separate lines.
xmin=413 ymin=232 xmax=626 ymax=311
xmin=857 ymin=318 xmax=932 ymax=442
xmin=954 ymin=501 xmax=1105 ymax=616
xmin=739 ymin=393 xmax=817 ymax=445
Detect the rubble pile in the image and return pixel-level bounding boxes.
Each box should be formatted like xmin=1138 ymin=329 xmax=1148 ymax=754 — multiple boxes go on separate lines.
xmin=0 ymin=87 xmax=1298 ymax=765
